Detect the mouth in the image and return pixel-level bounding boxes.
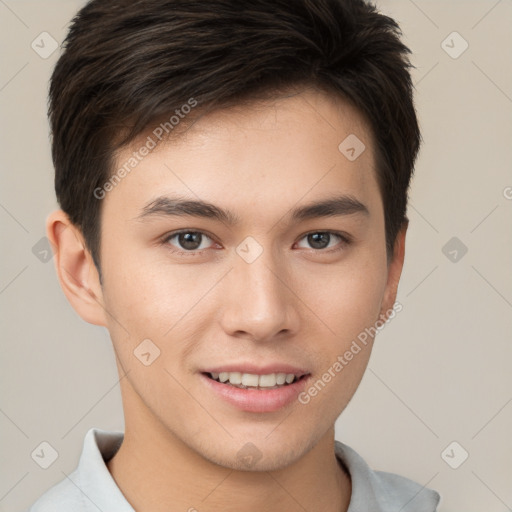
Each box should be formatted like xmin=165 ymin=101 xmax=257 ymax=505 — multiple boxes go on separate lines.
xmin=203 ymin=371 xmax=308 ymax=390
xmin=201 ymin=369 xmax=311 ymax=413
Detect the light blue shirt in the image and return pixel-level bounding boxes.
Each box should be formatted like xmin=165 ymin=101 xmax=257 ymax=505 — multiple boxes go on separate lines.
xmin=26 ymin=428 xmax=441 ymax=511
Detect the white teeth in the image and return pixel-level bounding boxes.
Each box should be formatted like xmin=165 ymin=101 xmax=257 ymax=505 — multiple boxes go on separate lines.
xmin=258 ymin=373 xmax=276 ymax=387
xmin=228 ymin=371 xmax=242 ymax=385
xmin=276 ymin=373 xmax=286 ymax=385
xmin=209 ymin=371 xmax=298 ymax=388
xmin=241 ymin=373 xmax=259 ymax=387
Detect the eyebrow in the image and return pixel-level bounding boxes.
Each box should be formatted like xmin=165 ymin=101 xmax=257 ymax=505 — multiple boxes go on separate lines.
xmin=136 ymin=194 xmax=369 ymax=225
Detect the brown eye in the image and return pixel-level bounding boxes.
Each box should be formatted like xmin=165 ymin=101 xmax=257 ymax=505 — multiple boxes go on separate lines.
xmin=296 ymin=231 xmax=350 ymax=251
xmin=164 ymin=231 xmax=214 ymax=253
xmin=307 ymin=232 xmax=331 ymax=249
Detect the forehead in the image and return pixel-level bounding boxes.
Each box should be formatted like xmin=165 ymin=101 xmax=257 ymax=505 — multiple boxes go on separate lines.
xmin=106 ymin=88 xmax=380 ymax=224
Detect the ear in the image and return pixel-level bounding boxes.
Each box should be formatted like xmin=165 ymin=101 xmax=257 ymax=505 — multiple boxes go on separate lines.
xmin=46 ymin=210 xmax=107 ymax=326
xmin=379 ymin=221 xmax=408 ymax=321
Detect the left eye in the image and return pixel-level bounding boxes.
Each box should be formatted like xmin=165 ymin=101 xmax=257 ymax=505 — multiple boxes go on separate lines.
xmin=165 ymin=231 xmax=214 ymax=252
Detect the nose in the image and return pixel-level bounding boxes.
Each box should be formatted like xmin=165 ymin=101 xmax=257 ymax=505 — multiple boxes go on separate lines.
xmin=219 ymin=247 xmax=301 ymax=343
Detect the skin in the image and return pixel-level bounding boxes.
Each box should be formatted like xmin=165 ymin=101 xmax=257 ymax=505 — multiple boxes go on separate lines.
xmin=47 ymin=87 xmax=407 ymax=512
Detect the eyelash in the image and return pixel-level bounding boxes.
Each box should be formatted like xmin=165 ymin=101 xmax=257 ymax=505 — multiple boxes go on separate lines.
xmin=161 ymin=229 xmax=352 ymax=257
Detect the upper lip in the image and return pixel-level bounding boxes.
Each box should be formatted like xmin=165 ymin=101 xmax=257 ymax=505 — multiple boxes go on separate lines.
xmin=202 ymin=363 xmax=309 ymax=377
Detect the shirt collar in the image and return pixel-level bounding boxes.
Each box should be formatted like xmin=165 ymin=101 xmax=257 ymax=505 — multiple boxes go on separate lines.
xmin=75 ymin=428 xmax=439 ymax=511
xmin=75 ymin=428 xmax=133 ymax=511
xmin=335 ymin=441 xmax=440 ymax=512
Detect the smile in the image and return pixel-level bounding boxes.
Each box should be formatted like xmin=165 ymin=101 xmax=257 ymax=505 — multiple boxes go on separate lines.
xmin=206 ymin=371 xmax=304 ymax=389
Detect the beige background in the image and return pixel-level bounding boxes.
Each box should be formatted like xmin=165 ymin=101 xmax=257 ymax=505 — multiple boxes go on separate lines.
xmin=1 ymin=1 xmax=511 ymax=511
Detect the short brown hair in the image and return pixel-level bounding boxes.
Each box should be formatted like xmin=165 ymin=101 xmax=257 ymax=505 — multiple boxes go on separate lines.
xmin=49 ymin=0 xmax=420 ymax=274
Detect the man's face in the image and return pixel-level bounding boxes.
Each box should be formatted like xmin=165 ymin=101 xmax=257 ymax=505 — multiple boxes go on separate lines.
xmin=97 ymin=88 xmax=399 ymax=471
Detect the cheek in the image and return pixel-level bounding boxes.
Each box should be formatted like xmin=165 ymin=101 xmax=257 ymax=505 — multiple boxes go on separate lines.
xmin=101 ymin=244 xmax=189 ymax=322
xmin=100 ymin=250 xmax=223 ymax=363
xmin=299 ymin=256 xmax=387 ymax=344
xmin=297 ymin=266 xmax=385 ymax=415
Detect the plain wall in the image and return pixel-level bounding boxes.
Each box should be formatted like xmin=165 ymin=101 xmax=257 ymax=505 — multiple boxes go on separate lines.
xmin=0 ymin=1 xmax=511 ymax=511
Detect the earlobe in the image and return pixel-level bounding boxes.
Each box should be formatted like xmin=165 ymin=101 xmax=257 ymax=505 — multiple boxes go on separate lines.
xmin=46 ymin=210 xmax=107 ymax=327
xmin=380 ymin=221 xmax=408 ymax=321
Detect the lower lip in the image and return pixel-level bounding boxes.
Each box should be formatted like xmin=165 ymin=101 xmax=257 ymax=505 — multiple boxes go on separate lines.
xmin=201 ymin=373 xmax=310 ymax=413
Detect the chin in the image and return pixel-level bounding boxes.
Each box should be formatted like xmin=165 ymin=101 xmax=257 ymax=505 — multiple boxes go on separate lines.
xmin=194 ymin=432 xmax=316 ymax=473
